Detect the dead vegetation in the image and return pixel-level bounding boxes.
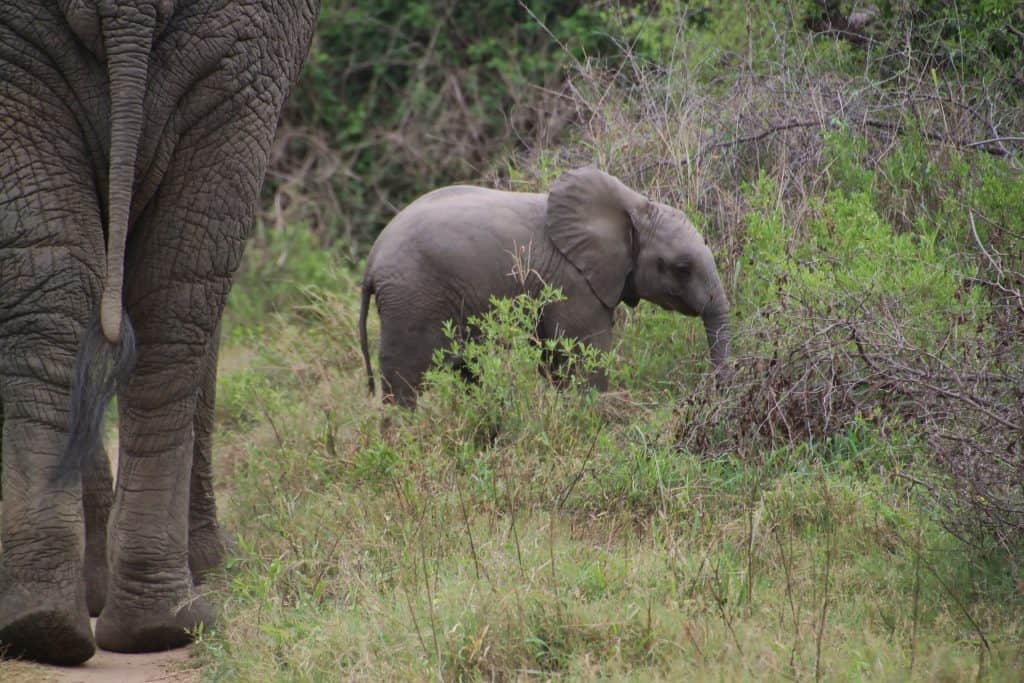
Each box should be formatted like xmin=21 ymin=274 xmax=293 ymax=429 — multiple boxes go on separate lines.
xmin=493 ymin=7 xmax=1024 ymax=560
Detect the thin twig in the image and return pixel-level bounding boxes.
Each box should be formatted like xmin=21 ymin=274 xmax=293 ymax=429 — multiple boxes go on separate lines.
xmin=814 ymin=513 xmax=833 ymax=683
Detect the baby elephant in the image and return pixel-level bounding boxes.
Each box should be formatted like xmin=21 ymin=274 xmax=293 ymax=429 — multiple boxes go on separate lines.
xmin=358 ymin=166 xmax=730 ymax=408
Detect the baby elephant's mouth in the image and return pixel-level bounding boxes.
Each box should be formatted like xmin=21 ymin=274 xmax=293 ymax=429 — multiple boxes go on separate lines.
xmin=669 ymin=292 xmax=702 ymax=317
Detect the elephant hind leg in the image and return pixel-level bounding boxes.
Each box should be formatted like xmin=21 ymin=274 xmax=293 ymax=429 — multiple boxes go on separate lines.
xmin=0 ymin=409 xmax=96 ymax=666
xmin=83 ymin=441 xmax=114 ymax=616
xmin=94 ymin=280 xmax=221 ymax=652
xmin=0 ymin=252 xmax=102 ymax=665
xmin=0 ymin=47 xmax=105 ymax=663
xmin=379 ymin=315 xmax=451 ymax=409
xmin=188 ymin=325 xmax=228 ymax=584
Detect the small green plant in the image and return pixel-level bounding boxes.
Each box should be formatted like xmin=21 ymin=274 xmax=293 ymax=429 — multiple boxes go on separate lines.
xmin=217 ymin=367 xmax=286 ymax=429
xmin=421 ymin=285 xmax=610 ymax=448
xmin=352 ymin=441 xmax=400 ymax=487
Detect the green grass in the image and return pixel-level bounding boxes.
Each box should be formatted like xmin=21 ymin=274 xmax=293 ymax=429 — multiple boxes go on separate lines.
xmin=196 ymin=2 xmax=1023 ymax=678
xmin=192 ymin=271 xmax=1022 ymax=680
xmin=197 ymin=82 xmax=1021 ymax=683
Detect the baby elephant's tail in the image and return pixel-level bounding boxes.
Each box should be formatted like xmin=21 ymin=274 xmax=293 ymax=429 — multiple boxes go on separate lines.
xmin=358 ymin=278 xmax=375 ymax=396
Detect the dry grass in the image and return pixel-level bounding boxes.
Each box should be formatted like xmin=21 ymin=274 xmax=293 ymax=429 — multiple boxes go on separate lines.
xmin=195 ymin=270 xmax=1022 ymax=679
xmin=199 ymin=4 xmax=1023 ymax=679
xmin=491 ymin=5 xmax=1024 ymax=559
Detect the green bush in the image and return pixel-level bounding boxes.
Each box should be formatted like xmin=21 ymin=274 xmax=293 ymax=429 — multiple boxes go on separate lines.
xmin=273 ymin=1 xmax=619 ymax=247
xmin=741 ymin=169 xmax=987 ymax=344
xmin=421 ymin=286 xmax=609 ymax=461
xmin=608 ymin=302 xmax=710 ymax=396
xmin=227 ymin=222 xmax=348 ymax=331
xmin=872 ymin=0 xmax=1023 ymax=73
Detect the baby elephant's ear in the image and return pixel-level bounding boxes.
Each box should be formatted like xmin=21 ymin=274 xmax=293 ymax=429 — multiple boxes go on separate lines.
xmin=545 ymin=166 xmax=648 ymax=308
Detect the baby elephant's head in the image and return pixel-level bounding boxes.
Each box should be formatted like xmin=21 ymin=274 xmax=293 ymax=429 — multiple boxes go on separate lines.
xmin=545 ymin=166 xmax=730 ymax=375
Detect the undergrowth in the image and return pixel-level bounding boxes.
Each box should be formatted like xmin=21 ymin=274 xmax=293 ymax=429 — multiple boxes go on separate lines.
xmin=200 ymin=267 xmax=1022 ymax=680
xmin=200 ymin=2 xmax=1023 ymax=680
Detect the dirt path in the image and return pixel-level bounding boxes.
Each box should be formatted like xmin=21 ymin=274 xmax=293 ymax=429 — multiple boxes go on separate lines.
xmin=59 ymin=620 xmax=198 ymax=683
xmin=1 ymin=619 xmax=198 ymax=683
xmin=56 ymin=621 xmax=198 ymax=683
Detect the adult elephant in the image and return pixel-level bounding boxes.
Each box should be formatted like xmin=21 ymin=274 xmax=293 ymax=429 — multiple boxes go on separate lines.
xmin=358 ymin=167 xmax=731 ymax=408
xmin=0 ymin=0 xmax=319 ymax=665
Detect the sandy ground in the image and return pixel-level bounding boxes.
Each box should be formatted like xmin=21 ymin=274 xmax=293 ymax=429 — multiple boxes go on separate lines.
xmin=56 ymin=619 xmax=199 ymax=683
xmin=0 ymin=619 xmax=199 ymax=683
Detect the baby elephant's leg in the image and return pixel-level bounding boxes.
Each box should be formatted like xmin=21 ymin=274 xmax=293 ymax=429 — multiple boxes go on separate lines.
xmin=539 ymin=300 xmax=614 ymax=390
xmin=379 ymin=314 xmax=451 ymax=409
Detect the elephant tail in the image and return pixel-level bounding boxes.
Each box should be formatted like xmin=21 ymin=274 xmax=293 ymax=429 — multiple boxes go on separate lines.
xmin=359 ymin=278 xmax=375 ymax=396
xmin=55 ymin=314 xmax=137 ymax=485
xmin=99 ymin=6 xmax=162 ymax=345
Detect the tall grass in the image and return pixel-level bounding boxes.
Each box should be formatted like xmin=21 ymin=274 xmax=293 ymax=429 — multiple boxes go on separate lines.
xmin=202 ymin=3 xmax=1023 ymax=679
xmin=199 ymin=268 xmax=1021 ymax=679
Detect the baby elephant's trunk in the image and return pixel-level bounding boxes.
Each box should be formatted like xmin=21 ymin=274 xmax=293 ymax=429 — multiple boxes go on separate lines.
xmin=701 ymin=294 xmax=730 ymax=376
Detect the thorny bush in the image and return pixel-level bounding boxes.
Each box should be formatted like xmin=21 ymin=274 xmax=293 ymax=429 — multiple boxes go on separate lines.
xmin=496 ymin=6 xmax=1023 ymax=558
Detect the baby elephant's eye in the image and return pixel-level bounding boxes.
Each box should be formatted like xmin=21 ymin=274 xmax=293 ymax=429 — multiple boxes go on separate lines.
xmin=671 ymin=261 xmax=691 ymax=275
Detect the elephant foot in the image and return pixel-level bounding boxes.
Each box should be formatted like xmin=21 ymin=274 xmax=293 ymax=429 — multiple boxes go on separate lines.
xmin=0 ymin=576 xmax=95 ymax=665
xmin=95 ymin=587 xmax=214 ymax=653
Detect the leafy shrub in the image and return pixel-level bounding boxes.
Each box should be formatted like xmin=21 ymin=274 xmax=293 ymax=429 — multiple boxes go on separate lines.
xmin=608 ymin=302 xmax=710 ymax=396
xmin=741 ymin=170 xmax=987 ymax=342
xmin=268 ymin=0 xmax=619 ymax=247
xmin=868 ymin=0 xmax=1022 ymax=72
xmin=420 ymin=286 xmax=609 ymax=456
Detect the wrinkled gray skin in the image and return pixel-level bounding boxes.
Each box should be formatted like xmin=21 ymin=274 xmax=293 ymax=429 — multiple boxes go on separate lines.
xmin=359 ymin=167 xmax=731 ymax=408
xmin=0 ymin=0 xmax=318 ymax=665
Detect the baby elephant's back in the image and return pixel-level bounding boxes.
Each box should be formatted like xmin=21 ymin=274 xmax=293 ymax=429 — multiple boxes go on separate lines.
xmin=368 ymin=185 xmax=548 ymax=307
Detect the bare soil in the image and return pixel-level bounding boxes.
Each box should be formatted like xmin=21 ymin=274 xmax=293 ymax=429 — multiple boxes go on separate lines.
xmin=1 ymin=619 xmax=198 ymax=683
